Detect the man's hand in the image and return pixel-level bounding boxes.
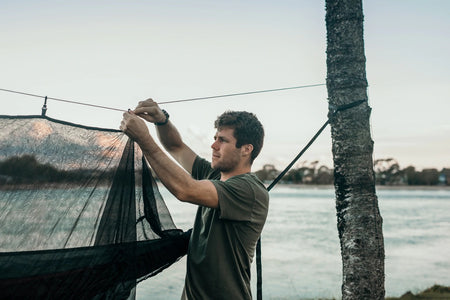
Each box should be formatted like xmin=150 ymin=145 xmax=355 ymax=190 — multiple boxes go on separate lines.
xmin=120 ymin=111 xmax=151 ymax=144
xmin=133 ymin=98 xmax=166 ymax=124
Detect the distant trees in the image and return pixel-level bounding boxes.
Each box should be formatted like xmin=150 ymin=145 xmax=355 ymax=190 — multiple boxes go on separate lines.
xmin=254 ymin=164 xmax=278 ymax=182
xmin=374 ymin=158 xmax=447 ymax=186
xmin=1 ymin=154 xmax=447 ymax=187
xmin=374 ymin=158 xmax=402 ymax=185
xmin=402 ymin=166 xmax=441 ymax=186
xmin=0 ymin=154 xmax=61 ymax=183
xmin=256 ymin=161 xmax=333 ymax=185
xmin=0 ymin=154 xmax=114 ymax=185
xmin=255 ymin=159 xmax=449 ymax=186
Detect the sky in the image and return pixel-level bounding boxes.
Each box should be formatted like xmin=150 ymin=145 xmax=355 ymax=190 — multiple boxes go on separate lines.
xmin=1 ymin=0 xmax=449 ymax=172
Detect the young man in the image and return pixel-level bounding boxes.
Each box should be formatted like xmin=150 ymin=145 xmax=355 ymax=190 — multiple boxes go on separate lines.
xmin=121 ymin=99 xmax=269 ymax=300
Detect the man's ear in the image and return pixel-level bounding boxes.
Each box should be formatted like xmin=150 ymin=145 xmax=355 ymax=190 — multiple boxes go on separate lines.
xmin=241 ymin=144 xmax=253 ymax=157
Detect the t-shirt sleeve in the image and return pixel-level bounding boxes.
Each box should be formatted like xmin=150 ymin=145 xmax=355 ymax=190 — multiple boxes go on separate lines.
xmin=212 ymin=175 xmax=259 ymax=222
xmin=192 ymin=156 xmax=219 ymax=180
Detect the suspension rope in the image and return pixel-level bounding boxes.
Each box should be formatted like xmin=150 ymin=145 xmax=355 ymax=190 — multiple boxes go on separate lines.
xmin=0 ymin=88 xmax=125 ymax=112
xmin=158 ymin=84 xmax=326 ymax=104
xmin=255 ymin=98 xmax=367 ymax=300
xmin=0 ymin=84 xmax=325 ymax=113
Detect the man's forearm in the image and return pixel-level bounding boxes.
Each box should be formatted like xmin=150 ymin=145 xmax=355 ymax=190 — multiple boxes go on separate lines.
xmin=137 ymin=134 xmax=218 ymax=208
xmin=138 ymin=134 xmax=193 ymax=200
xmin=121 ymin=110 xmax=218 ymax=208
xmin=154 ymin=120 xmax=197 ymax=174
xmin=155 ymin=121 xmax=184 ymax=153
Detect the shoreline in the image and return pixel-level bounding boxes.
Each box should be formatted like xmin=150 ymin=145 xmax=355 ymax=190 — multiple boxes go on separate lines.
xmin=282 ymin=285 xmax=450 ymax=300
xmin=272 ymin=183 xmax=450 ymax=191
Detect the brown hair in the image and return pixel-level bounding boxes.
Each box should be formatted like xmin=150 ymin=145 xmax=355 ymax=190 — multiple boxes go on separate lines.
xmin=214 ymin=111 xmax=264 ymax=163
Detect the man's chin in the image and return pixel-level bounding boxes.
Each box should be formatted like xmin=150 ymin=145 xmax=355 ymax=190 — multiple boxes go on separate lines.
xmin=211 ymin=158 xmax=219 ymax=169
xmin=211 ymin=162 xmax=225 ymax=172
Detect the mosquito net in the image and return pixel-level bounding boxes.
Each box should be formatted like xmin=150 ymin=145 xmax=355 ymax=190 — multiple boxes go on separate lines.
xmin=0 ymin=115 xmax=190 ymax=300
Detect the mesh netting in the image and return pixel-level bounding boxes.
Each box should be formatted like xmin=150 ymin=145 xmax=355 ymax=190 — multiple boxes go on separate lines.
xmin=0 ymin=115 xmax=190 ymax=300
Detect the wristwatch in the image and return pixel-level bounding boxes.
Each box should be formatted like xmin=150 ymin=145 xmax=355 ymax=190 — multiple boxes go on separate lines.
xmin=155 ymin=109 xmax=169 ymax=126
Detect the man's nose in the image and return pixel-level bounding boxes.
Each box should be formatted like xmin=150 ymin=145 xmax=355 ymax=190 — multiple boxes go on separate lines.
xmin=211 ymin=140 xmax=219 ymax=149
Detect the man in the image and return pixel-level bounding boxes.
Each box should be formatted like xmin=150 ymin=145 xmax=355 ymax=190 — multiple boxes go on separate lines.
xmin=121 ymin=99 xmax=269 ymax=300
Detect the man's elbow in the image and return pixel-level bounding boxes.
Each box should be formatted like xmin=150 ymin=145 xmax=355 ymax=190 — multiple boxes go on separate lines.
xmin=162 ymin=141 xmax=186 ymax=157
xmin=171 ymin=182 xmax=197 ymax=203
xmin=171 ymin=189 xmax=190 ymax=203
xmin=172 ymin=183 xmax=219 ymax=209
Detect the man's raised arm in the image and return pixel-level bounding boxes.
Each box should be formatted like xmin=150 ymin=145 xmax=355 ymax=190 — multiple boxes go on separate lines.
xmin=120 ymin=107 xmax=219 ymax=208
xmin=133 ymin=99 xmax=197 ymax=174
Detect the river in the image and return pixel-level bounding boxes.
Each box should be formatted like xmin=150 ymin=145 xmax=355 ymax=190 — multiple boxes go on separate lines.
xmin=137 ymin=185 xmax=450 ymax=299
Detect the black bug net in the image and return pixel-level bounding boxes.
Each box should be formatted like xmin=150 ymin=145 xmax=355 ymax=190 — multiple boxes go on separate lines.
xmin=0 ymin=115 xmax=190 ymax=300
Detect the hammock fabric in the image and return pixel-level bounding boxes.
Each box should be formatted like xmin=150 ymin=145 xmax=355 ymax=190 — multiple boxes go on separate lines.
xmin=0 ymin=115 xmax=190 ymax=300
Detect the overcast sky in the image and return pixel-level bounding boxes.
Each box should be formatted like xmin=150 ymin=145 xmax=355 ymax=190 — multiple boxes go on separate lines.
xmin=1 ymin=0 xmax=449 ymax=171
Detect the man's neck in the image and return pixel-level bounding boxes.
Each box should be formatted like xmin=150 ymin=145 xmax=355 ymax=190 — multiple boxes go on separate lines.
xmin=220 ymin=166 xmax=251 ymax=181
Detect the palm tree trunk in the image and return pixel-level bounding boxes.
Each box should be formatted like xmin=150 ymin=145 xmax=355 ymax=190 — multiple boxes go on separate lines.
xmin=325 ymin=0 xmax=385 ymax=299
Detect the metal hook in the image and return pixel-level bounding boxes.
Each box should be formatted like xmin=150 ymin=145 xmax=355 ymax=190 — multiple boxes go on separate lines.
xmin=41 ymin=96 xmax=48 ymax=116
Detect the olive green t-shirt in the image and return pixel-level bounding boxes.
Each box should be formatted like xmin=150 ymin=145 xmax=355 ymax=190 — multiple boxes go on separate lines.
xmin=182 ymin=156 xmax=269 ymax=300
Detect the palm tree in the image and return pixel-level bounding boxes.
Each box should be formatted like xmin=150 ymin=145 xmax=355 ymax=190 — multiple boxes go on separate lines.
xmin=325 ymin=0 xmax=385 ymax=299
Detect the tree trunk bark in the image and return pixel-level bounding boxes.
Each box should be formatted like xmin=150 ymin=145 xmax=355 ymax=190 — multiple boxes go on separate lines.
xmin=325 ymin=1 xmax=385 ymax=299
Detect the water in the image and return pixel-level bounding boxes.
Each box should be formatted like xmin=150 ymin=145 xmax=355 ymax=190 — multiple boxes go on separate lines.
xmin=137 ymin=185 xmax=450 ymax=299
xmin=2 ymin=185 xmax=449 ymax=299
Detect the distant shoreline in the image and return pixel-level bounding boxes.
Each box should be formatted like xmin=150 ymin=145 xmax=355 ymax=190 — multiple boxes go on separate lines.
xmin=274 ymin=183 xmax=450 ymax=191
xmin=376 ymin=184 xmax=450 ymax=191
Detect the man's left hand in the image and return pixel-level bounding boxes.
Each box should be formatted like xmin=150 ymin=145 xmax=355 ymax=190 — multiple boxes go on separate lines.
xmin=120 ymin=111 xmax=151 ymax=144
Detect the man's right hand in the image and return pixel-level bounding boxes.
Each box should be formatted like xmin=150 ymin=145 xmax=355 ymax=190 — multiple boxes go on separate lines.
xmin=133 ymin=98 xmax=166 ymax=124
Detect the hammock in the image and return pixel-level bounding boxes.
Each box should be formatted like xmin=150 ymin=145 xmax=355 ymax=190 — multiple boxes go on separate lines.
xmin=0 ymin=115 xmax=190 ymax=300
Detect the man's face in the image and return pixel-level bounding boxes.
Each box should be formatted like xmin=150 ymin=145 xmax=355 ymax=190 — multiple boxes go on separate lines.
xmin=210 ymin=127 xmax=241 ymax=172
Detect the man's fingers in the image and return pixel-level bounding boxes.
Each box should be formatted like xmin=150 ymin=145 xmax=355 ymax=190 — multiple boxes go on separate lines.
xmin=134 ymin=107 xmax=162 ymax=123
xmin=130 ymin=99 xmax=163 ymax=123
xmin=134 ymin=107 xmax=150 ymax=115
xmin=135 ymin=98 xmax=155 ymax=109
xmin=120 ymin=119 xmax=127 ymax=132
xmin=120 ymin=112 xmax=134 ymax=132
xmin=122 ymin=111 xmax=131 ymax=120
